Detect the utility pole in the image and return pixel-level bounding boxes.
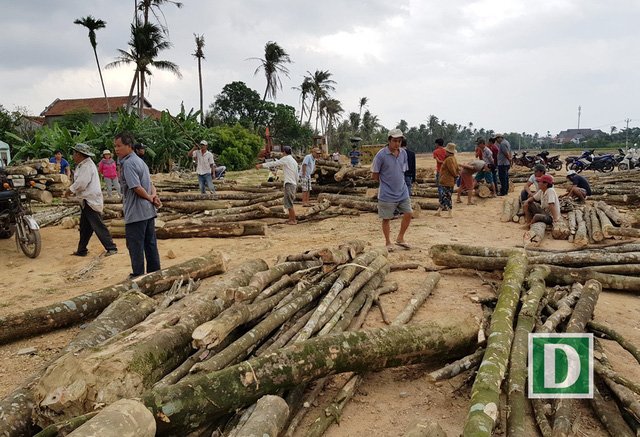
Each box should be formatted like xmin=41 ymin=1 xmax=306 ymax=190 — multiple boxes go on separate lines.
xmin=625 ymin=118 xmax=631 ymax=148
xmin=577 ymin=106 xmax=581 ymax=130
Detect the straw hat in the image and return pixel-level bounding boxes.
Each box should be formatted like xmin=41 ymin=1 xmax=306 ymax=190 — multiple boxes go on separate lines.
xmin=444 ymin=143 xmax=457 ymax=154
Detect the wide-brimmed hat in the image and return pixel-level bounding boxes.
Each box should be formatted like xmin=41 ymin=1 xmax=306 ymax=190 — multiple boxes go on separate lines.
xmin=102 ymin=149 xmax=111 ymax=156
xmin=540 ymin=174 xmax=554 ymax=185
xmin=71 ymin=143 xmax=95 ymax=157
xmin=445 ymin=143 xmax=457 ymax=154
xmin=387 ymin=128 xmax=404 ymax=139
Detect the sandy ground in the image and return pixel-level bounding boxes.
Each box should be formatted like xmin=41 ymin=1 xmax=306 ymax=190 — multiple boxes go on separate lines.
xmin=1 ymin=153 xmax=638 ymax=436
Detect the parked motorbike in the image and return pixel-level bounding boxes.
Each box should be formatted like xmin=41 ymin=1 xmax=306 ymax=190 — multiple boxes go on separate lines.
xmin=536 ymin=150 xmax=563 ymax=171
xmin=513 ymin=151 xmax=541 ymax=169
xmin=0 ymin=167 xmax=42 ymax=258
xmin=618 ymin=147 xmax=640 ymax=170
xmin=567 ymin=150 xmax=616 ymax=173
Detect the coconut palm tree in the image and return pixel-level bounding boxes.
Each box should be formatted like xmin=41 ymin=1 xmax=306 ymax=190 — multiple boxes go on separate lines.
xmin=320 ymin=98 xmax=344 ymax=147
xmin=306 ymin=70 xmax=336 ymax=131
xmin=358 ymin=97 xmax=368 ymax=118
xmin=251 ymin=41 xmax=291 ymax=102
xmin=74 ymin=16 xmax=110 ymax=114
xmin=136 ymin=0 xmax=183 ymax=33
xmin=107 ymin=22 xmax=182 ymax=118
xmin=293 ymin=77 xmax=314 ymax=124
xmin=193 ymin=34 xmax=205 ymax=125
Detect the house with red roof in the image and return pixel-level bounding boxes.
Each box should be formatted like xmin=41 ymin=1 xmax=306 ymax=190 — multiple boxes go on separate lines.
xmin=40 ymin=96 xmax=164 ymax=126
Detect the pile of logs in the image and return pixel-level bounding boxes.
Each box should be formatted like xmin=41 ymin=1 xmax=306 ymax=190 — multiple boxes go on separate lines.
xmin=587 ymin=170 xmax=640 ymax=206
xmin=5 ymin=159 xmax=71 ymax=203
xmin=430 ymin=246 xmax=640 ymax=436
xmin=0 ymin=241 xmax=477 ymax=437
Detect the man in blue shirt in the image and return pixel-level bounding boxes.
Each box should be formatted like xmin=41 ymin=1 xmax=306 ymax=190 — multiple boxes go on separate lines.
xmin=371 ymin=129 xmax=412 ymax=251
xmin=348 ymin=145 xmax=362 ymax=167
xmin=49 ymin=150 xmax=71 ymax=177
xmin=563 ymin=170 xmax=592 ymax=201
xmin=114 ymin=132 xmax=161 ymax=278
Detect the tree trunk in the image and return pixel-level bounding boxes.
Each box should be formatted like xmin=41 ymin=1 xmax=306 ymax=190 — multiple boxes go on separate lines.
xmin=551 ymin=217 xmax=570 ymax=240
xmin=204 ymin=199 xmax=282 ymax=216
xmin=428 ymin=348 xmax=485 ymax=382
xmin=602 ymin=225 xmax=640 ymax=239
xmin=26 ymin=188 xmax=53 ymax=204
xmin=32 ymin=260 xmax=267 ymax=427
xmin=595 ymin=201 xmax=623 ymax=225
xmin=590 ymin=206 xmax=604 ymax=242
xmin=391 ymin=272 xmax=440 ymax=326
xmin=155 ymin=221 xmax=266 ymax=239
xmin=334 ymin=166 xmax=371 ymax=182
xmin=507 ymin=266 xmax=549 ymax=437
xmin=232 ymin=395 xmax=289 ymax=437
xmin=463 ymin=252 xmax=529 ymax=437
xmin=143 ymin=319 xmax=478 ymax=435
xmin=34 ymin=206 xmax=80 ymax=227
xmin=162 ymin=200 xmax=231 ymax=213
xmin=0 ymin=251 xmax=228 ymax=344
xmin=538 ymin=283 xmax=582 ymax=333
xmin=574 ymin=209 xmax=588 ymax=247
xmin=602 ymin=377 xmax=640 ymax=424
xmin=33 ymin=412 xmax=98 ymax=437
xmin=65 ymin=399 xmax=155 ymax=437
xmin=526 ymin=222 xmax=546 ymax=247
xmin=317 ymin=193 xmax=378 ymax=212
xmin=590 ymin=383 xmax=636 ymax=437
xmin=552 ymin=279 xmax=602 ymax=437
xmin=588 ymin=320 xmax=640 ymax=365
xmin=544 ymin=265 xmax=640 ymax=292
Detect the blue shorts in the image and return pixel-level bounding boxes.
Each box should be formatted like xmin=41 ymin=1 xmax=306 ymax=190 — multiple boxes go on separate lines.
xmin=378 ymin=198 xmax=412 ymax=219
xmin=475 ymin=171 xmax=494 ymax=184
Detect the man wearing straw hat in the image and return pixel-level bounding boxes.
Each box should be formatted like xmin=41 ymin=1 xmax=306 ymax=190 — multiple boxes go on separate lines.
xmin=64 ymin=143 xmax=118 ymax=257
xmin=371 ymin=128 xmax=412 ymax=251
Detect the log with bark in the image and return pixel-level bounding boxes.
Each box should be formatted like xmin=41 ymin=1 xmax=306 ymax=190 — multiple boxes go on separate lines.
xmin=161 ymin=200 xmax=232 ymax=213
xmin=463 ymin=252 xmax=529 ymax=437
xmin=143 ymin=318 xmax=478 ymax=435
xmin=602 ymin=225 xmax=640 ymax=239
xmin=590 ymin=383 xmax=636 ymax=437
xmin=428 ymin=348 xmax=486 ymax=382
xmin=551 ymin=217 xmax=570 ymax=240
xmin=33 ymin=205 xmax=80 ymax=227
xmin=63 ymin=399 xmax=156 ymax=437
xmin=574 ymin=209 xmax=588 ymax=246
xmin=229 ymin=395 xmax=289 ymax=437
xmin=525 ymin=221 xmax=547 ymax=247
xmin=317 ymin=193 xmax=378 ymax=212
xmin=334 ymin=166 xmax=371 ymax=182
xmin=25 ymin=188 xmax=53 ymax=204
xmin=155 ymin=221 xmax=267 ymax=238
xmin=589 ymin=206 xmax=605 ymax=242
xmin=0 ymin=251 xmax=228 ymax=345
xmin=595 ymin=201 xmax=623 ymax=225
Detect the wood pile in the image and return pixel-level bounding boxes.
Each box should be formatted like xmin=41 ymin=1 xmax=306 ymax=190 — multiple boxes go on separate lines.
xmin=4 ymin=159 xmax=71 ymax=203
xmin=0 ymin=242 xmax=479 ymax=437
xmin=586 ymin=170 xmax=640 ymax=206
xmin=429 ymin=247 xmax=640 ymax=436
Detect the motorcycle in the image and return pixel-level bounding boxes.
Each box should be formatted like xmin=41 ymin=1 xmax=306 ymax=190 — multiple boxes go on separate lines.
xmin=513 ymin=151 xmax=541 ymax=169
xmin=0 ymin=167 xmax=42 ymax=258
xmin=618 ymin=147 xmax=640 ymax=170
xmin=536 ymin=150 xmax=563 ymax=171
xmin=567 ymin=150 xmax=616 ymax=173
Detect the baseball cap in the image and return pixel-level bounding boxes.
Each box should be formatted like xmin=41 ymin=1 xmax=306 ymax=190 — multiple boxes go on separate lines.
xmin=540 ymin=174 xmax=554 ymax=184
xmin=200 ymin=140 xmax=208 ymax=146
xmin=388 ymin=128 xmax=404 ymax=139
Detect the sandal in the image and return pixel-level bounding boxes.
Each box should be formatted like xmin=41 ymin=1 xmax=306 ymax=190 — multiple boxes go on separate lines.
xmin=395 ymin=241 xmax=412 ymax=250
xmin=385 ymin=244 xmax=396 ymax=252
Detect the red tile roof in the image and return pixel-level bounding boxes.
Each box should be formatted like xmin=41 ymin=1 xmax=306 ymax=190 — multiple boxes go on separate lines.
xmin=41 ymin=96 xmax=155 ymax=117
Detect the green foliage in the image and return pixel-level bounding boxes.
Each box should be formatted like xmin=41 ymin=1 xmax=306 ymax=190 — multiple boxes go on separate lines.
xmin=207 ymin=81 xmax=262 ymax=128
xmin=58 ymin=109 xmax=93 ymax=132
xmin=209 ymin=124 xmax=262 ymax=171
xmin=0 ymin=105 xmax=21 ymax=145
xmin=264 ymin=103 xmax=313 ymax=152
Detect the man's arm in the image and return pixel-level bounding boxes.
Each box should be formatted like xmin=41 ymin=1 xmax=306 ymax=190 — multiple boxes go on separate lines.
xmin=301 ymin=163 xmax=307 ymax=178
xmin=187 ymin=146 xmax=197 ymax=158
xmin=371 ymin=172 xmax=380 ymax=182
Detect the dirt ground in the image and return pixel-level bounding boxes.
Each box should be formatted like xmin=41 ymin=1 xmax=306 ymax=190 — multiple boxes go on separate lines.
xmin=1 ymin=153 xmax=638 ymax=436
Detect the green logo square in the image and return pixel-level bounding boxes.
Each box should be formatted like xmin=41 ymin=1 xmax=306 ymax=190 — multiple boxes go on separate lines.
xmin=528 ymin=333 xmax=593 ymax=399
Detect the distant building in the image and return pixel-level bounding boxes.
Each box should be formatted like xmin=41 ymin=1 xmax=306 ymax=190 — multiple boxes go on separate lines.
xmin=16 ymin=115 xmax=45 ymax=138
xmin=40 ymin=96 xmax=164 ymax=126
xmin=556 ymin=128 xmax=605 ymax=144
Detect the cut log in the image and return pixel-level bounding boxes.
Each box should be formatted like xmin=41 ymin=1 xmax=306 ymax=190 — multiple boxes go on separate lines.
xmin=595 ymin=208 xmax=615 ymax=238
xmin=428 ymin=348 xmax=485 ymax=382
xmin=64 ymin=399 xmax=155 ymax=437
xmin=543 ymin=265 xmax=640 ymax=292
xmin=568 ymin=210 xmax=577 ymax=235
xmin=32 ymin=259 xmax=267 ymax=427
xmin=588 ymin=320 xmax=640 ymax=365
xmin=589 ymin=206 xmax=604 ymax=242
xmin=538 ymin=283 xmax=582 ymax=333
xmin=590 ymin=383 xmax=636 ymax=437
xmin=500 ymin=198 xmax=516 ymax=222
xmin=602 ymin=377 xmax=640 ymax=424
xmin=552 ymin=279 xmax=602 ymax=437
xmin=26 ymin=188 xmax=53 ymax=204
xmin=391 ymin=272 xmax=440 ymax=325
xmin=143 ymin=318 xmax=478 ymax=435
xmin=162 ymin=200 xmax=231 ymax=213
xmin=6 ymin=165 xmax=38 ymax=176
xmin=0 ymin=251 xmax=228 ymax=345
xmin=33 ymin=412 xmax=98 ymax=437
xmin=602 ymin=225 xmax=640 ymax=239
xmin=595 ymin=201 xmax=623 ymax=225
xmin=232 ymin=395 xmax=289 ymax=437
xmin=34 ymin=206 xmax=80 ymax=227
xmin=153 ymin=221 xmax=266 ymax=238
xmin=507 ymin=266 xmax=549 ymax=437
xmin=317 ymin=193 xmax=378 ymax=212
xmin=463 ymin=252 xmax=529 ymax=437
xmin=574 ymin=209 xmax=588 ymax=247
xmin=526 ymin=222 xmax=546 ymax=247
xmin=551 ymin=217 xmax=570 ymax=240
xmin=334 ymin=166 xmax=371 ymax=182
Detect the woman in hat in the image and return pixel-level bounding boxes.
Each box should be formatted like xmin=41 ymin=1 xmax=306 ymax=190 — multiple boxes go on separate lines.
xmin=98 ymin=149 xmax=120 ymax=197
xmin=436 ymin=143 xmax=460 ymax=218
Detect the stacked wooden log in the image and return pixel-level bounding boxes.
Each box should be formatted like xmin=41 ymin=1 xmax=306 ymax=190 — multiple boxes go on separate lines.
xmin=5 ymin=159 xmax=70 ymax=203
xmin=0 ymin=241 xmax=479 ymax=437
xmin=586 ymin=170 xmax=640 ymax=206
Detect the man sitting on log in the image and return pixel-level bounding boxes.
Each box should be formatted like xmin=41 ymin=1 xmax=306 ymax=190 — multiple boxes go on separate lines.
xmin=520 ymin=164 xmax=546 ymax=202
xmin=256 ymin=146 xmax=299 ymax=225
xmin=64 ymin=143 xmax=118 ymax=257
xmin=523 ymin=174 xmax=561 ymax=226
xmin=562 ymin=170 xmax=591 ymax=202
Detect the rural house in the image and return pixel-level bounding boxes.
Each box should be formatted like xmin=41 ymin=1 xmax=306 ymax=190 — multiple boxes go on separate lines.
xmin=40 ymin=96 xmax=164 ymax=126
xmin=556 ymin=128 xmax=605 ymax=144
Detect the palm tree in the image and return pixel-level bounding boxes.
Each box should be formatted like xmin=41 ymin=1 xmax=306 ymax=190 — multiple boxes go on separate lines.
xmin=107 ymin=22 xmax=182 ymax=118
xmin=293 ymin=77 xmax=314 ymax=124
xmin=136 ymin=0 xmax=183 ymax=33
xmin=306 ymin=70 xmax=336 ymax=131
xmin=250 ymin=41 xmax=291 ymax=127
xmin=358 ymin=97 xmax=368 ymax=118
xmin=74 ymin=16 xmax=110 ymax=114
xmin=192 ymin=34 xmax=205 ymax=125
xmin=320 ymin=98 xmax=344 ymax=147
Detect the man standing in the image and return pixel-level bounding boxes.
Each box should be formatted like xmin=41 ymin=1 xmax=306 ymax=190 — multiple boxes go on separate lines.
xmin=114 ymin=132 xmax=161 ymax=278
xmin=133 ymin=143 xmax=147 ymax=163
xmin=50 ymin=150 xmax=71 ymax=177
xmin=348 ymin=145 xmax=362 ymax=167
xmin=371 ymin=129 xmax=412 ymax=251
xmin=495 ymin=133 xmax=512 ymax=196
xmin=188 ymin=140 xmax=217 ymax=195
xmin=256 ymin=146 xmax=298 ymax=225
xmin=64 ymin=143 xmax=117 ymax=257
xmin=401 ymin=138 xmax=416 ymax=195
xmin=300 ymin=147 xmax=320 ymax=207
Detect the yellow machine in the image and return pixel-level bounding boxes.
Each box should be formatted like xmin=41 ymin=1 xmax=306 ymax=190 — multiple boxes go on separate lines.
xmin=359 ymin=144 xmax=385 ymax=164
xmin=312 ymin=135 xmax=328 ymax=158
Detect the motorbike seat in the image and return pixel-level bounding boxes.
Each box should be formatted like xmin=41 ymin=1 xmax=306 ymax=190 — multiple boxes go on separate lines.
xmin=0 ymin=190 xmax=16 ymax=201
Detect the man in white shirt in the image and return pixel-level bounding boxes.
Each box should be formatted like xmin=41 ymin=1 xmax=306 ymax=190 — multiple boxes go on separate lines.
xmin=256 ymin=146 xmax=298 ymax=225
xmin=523 ymin=174 xmax=561 ymax=226
xmin=64 ymin=143 xmax=117 ymax=257
xmin=188 ymin=140 xmax=217 ymax=195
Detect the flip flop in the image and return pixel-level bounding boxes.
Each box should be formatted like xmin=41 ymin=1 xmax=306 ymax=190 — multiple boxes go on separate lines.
xmin=395 ymin=241 xmax=412 ymax=250
xmin=385 ymin=244 xmax=396 ymax=252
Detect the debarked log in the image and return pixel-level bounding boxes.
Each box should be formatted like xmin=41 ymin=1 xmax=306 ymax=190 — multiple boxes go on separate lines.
xmin=142 ymin=318 xmax=478 ymax=435
xmin=603 ymin=225 xmax=640 ymax=239
xmin=65 ymin=399 xmax=155 ymax=437
xmin=0 ymin=250 xmax=228 ymax=345
xmin=162 ymin=200 xmax=232 ymax=212
xmin=154 ymin=221 xmax=266 ymax=238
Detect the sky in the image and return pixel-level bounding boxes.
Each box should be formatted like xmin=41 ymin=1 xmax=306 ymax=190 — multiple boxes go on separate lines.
xmin=1 ymin=0 xmax=639 ymax=136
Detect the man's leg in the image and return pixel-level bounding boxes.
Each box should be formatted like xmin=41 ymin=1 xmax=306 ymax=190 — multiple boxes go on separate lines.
xmin=198 ymin=174 xmax=206 ymax=194
xmin=76 ymin=206 xmax=92 ymax=255
xmin=397 ymin=212 xmax=412 ymax=242
xmin=288 ymin=208 xmax=296 ymax=224
xmin=125 ymin=220 xmax=146 ymax=277
xmin=382 ymin=219 xmax=392 ymax=246
xmin=104 ymin=178 xmax=113 ymax=197
xmin=84 ymin=206 xmax=117 ymax=252
xmin=113 ymin=178 xmax=121 ymax=196
xmin=143 ymin=218 xmax=161 ymax=273
xmin=205 ymin=173 xmax=216 ymax=193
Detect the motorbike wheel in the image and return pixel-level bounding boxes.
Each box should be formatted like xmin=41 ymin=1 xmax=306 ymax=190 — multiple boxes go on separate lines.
xmin=551 ymin=161 xmax=563 ymax=171
xmin=567 ymin=162 xmax=582 ymax=173
xmin=16 ymin=218 xmax=41 ymax=258
xmin=618 ymin=162 xmax=629 ymax=171
xmin=601 ymin=161 xmax=615 ymax=173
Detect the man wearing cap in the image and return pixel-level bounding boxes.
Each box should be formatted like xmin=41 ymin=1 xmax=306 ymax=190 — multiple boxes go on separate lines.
xmin=256 ymin=146 xmax=298 ymax=224
xmin=300 ymin=147 xmax=320 ymax=207
xmin=520 ymin=164 xmax=546 ymax=202
xmin=64 ymin=144 xmax=118 ymax=257
xmin=114 ymin=132 xmax=162 ymax=278
xmin=188 ymin=140 xmax=217 ymax=195
xmin=563 ymin=170 xmax=591 ymax=201
xmin=98 ymin=149 xmax=120 ymax=197
xmin=133 ymin=143 xmax=147 ymax=163
xmin=371 ymin=129 xmax=412 ymax=251
xmin=523 ymin=174 xmax=561 ymax=226
xmin=495 ymin=133 xmax=512 ymax=196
